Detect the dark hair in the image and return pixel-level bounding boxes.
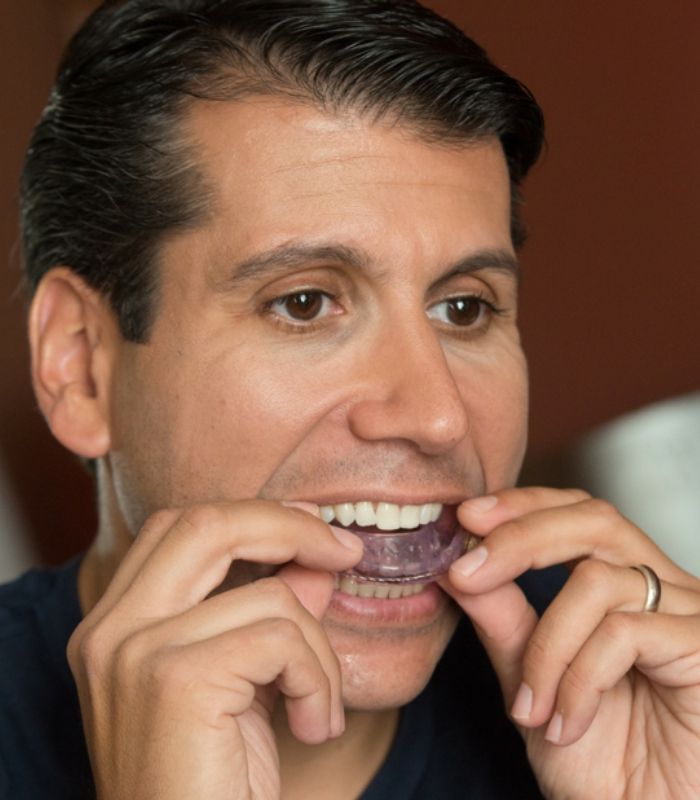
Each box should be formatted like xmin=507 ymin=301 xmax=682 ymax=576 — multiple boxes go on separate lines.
xmin=20 ymin=0 xmax=544 ymax=342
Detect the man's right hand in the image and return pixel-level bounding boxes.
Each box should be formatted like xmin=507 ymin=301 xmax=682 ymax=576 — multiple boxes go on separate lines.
xmin=67 ymin=501 xmax=363 ymax=800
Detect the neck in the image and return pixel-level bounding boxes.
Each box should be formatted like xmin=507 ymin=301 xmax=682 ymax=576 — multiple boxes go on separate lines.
xmin=273 ymin=702 xmax=399 ymax=800
xmin=77 ymin=460 xmax=133 ymax=614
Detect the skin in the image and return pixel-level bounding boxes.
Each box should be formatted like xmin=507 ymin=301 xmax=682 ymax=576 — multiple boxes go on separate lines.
xmin=87 ymin=98 xmax=527 ymax=712
xmin=29 ymin=97 xmax=700 ymax=799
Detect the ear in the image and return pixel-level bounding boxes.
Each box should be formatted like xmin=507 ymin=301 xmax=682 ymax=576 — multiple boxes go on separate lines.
xmin=29 ymin=267 xmax=116 ymax=459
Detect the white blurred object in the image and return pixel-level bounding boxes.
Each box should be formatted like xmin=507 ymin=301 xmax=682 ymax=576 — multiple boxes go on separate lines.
xmin=0 ymin=456 xmax=36 ymax=583
xmin=574 ymin=392 xmax=700 ymax=576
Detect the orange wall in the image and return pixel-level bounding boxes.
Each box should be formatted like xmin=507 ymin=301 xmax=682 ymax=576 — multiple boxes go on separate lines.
xmin=2 ymin=2 xmax=698 ymax=563
xmin=428 ymin=0 xmax=700 ymax=453
xmin=0 ymin=1 xmax=97 ymax=563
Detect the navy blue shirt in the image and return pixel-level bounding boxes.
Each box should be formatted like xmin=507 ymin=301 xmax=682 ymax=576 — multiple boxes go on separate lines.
xmin=0 ymin=558 xmax=562 ymax=798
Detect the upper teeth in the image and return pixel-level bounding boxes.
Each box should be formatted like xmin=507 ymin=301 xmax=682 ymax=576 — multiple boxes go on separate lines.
xmin=319 ymin=501 xmax=442 ymax=530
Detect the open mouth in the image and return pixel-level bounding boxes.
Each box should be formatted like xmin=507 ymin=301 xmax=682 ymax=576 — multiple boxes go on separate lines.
xmin=320 ymin=501 xmax=480 ymax=594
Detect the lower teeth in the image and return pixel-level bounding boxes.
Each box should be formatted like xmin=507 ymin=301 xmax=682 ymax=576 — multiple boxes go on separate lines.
xmin=335 ymin=575 xmax=426 ymax=598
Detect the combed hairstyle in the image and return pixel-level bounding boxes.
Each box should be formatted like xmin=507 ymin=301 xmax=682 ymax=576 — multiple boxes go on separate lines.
xmin=20 ymin=0 xmax=544 ymax=342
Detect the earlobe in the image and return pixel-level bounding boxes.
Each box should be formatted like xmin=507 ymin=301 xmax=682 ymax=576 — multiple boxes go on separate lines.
xmin=29 ymin=267 xmax=114 ymax=459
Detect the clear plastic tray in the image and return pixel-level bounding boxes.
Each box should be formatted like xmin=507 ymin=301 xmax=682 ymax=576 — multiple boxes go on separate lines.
xmin=339 ymin=522 xmax=472 ymax=584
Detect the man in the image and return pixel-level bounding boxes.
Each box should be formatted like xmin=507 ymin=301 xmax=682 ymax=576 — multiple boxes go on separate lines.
xmin=3 ymin=0 xmax=700 ymax=797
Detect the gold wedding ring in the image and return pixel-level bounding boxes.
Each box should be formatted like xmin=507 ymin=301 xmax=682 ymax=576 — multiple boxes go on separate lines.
xmin=631 ymin=564 xmax=661 ymax=613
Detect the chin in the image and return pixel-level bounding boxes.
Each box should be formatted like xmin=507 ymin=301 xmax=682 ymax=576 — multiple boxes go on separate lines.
xmin=326 ymin=603 xmax=461 ymax=711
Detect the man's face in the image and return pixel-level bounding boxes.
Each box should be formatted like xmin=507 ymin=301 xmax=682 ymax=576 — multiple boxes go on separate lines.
xmin=106 ymin=97 xmax=528 ymax=709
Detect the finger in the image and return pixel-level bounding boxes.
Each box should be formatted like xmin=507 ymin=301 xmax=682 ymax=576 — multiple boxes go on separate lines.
xmin=123 ymin=572 xmax=344 ymax=733
xmin=116 ymin=501 xmax=363 ymax=615
xmin=438 ymin=575 xmax=538 ymax=704
xmin=89 ymin=507 xmax=183 ymax=613
xmin=458 ymin=486 xmax=592 ymax=536
xmin=141 ymin=617 xmax=338 ymax=745
xmin=461 ymin=489 xmax=699 ymax=591
xmin=514 ymin=560 xmax=700 ymax=728
xmin=450 ymin=498 xmax=686 ymax=596
xmin=134 ymin=576 xmax=339 ymax=673
xmin=277 ymin=564 xmax=345 ymax=733
xmin=276 ymin=562 xmax=335 ymax=620
xmin=545 ymin=612 xmax=700 ymax=746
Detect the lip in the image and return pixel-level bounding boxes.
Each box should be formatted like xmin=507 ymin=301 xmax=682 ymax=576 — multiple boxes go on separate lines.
xmin=327 ymin=581 xmax=447 ymax=627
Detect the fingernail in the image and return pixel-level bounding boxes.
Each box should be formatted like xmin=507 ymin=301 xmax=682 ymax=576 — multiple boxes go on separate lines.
xmin=282 ymin=501 xmax=320 ymax=516
xmin=511 ymin=682 xmax=533 ymax=720
xmin=330 ymin=525 xmax=363 ymax=553
xmin=545 ymin=711 xmax=563 ymax=744
xmin=452 ymin=545 xmax=488 ymax=578
xmin=462 ymin=495 xmax=498 ymax=513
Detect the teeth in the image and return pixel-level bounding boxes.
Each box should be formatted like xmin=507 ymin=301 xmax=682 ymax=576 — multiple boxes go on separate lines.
xmin=355 ymin=501 xmax=375 ymax=526
xmin=398 ymin=505 xmax=421 ymax=529
xmin=334 ymin=502 xmax=355 ymax=527
xmin=320 ymin=505 xmax=336 ymax=523
xmin=320 ymin=501 xmax=443 ymax=530
xmin=373 ymin=583 xmax=391 ymax=599
xmin=336 ymin=576 xmax=426 ymax=599
xmin=419 ymin=503 xmax=433 ymax=524
xmin=376 ymin=502 xmax=400 ymax=530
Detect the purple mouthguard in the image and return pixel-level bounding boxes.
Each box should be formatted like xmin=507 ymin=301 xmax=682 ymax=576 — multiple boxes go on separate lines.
xmin=338 ymin=512 xmax=473 ymax=584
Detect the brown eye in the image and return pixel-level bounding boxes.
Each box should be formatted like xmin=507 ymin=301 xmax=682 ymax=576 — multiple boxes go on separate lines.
xmin=426 ymin=294 xmax=501 ymax=332
xmin=445 ymin=297 xmax=482 ymax=326
xmin=282 ymin=291 xmax=324 ymax=320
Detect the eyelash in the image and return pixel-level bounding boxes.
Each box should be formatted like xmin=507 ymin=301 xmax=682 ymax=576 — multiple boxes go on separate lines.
xmin=261 ymin=290 xmax=506 ymax=335
xmin=262 ymin=291 xmax=342 ymax=334
xmin=426 ymin=293 xmax=506 ymax=330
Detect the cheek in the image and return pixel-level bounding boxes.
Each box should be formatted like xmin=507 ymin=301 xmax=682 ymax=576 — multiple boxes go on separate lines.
xmin=112 ymin=343 xmax=344 ymax=511
xmin=458 ymin=346 xmax=528 ymax=489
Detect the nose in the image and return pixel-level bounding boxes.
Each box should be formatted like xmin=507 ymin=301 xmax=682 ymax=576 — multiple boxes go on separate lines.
xmin=347 ymin=316 xmax=470 ymax=456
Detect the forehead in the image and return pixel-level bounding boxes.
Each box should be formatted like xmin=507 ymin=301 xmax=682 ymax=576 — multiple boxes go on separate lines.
xmin=179 ymin=97 xmax=513 ymax=280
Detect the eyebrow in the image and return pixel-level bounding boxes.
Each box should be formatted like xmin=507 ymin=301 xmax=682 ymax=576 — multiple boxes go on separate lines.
xmin=430 ymin=248 xmax=521 ymax=290
xmin=212 ymin=242 xmax=370 ymax=292
xmin=213 ymin=240 xmax=519 ymax=292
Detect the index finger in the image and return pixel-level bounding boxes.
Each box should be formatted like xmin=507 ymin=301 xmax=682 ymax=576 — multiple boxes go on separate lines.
xmin=455 ymin=488 xmax=697 ymax=591
xmin=458 ymin=487 xmax=591 ymax=536
xmin=99 ymin=501 xmax=363 ymax=618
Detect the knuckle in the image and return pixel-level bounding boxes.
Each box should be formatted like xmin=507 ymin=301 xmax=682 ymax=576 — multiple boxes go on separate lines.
xmin=255 ymin=577 xmax=300 ymax=610
xmin=71 ymin=624 xmax=110 ymax=673
xmin=517 ymin=486 xmax=548 ymax=504
xmin=179 ymin=504 xmax=226 ymax=533
xmin=497 ymin=516 xmax=529 ymax=541
xmin=563 ymin=487 xmax=592 ymax=503
xmin=522 ymin=632 xmax=551 ymax=675
xmin=227 ymin=678 xmax=256 ymax=713
xmin=570 ymin=558 xmax=615 ymax=593
xmin=599 ymin=611 xmax=636 ymax=644
xmin=560 ymin=661 xmax=592 ymax=700
xmin=112 ymin=629 xmax=153 ymax=682
xmin=266 ymin=616 xmax=304 ymax=647
xmin=581 ymin=497 xmax=621 ymax=525
xmin=141 ymin=507 xmax=178 ymax=535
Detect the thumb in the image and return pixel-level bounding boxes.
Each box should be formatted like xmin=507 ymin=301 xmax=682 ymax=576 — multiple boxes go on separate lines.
xmin=277 ymin=562 xmax=335 ymax=620
xmin=438 ymin=576 xmax=538 ymax=705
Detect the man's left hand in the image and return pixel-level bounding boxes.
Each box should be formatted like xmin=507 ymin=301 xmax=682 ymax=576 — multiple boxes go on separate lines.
xmin=439 ymin=487 xmax=700 ymax=799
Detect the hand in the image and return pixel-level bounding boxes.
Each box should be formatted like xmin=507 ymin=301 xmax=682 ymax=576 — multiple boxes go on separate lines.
xmin=439 ymin=487 xmax=700 ymax=800
xmin=67 ymin=501 xmax=363 ymax=800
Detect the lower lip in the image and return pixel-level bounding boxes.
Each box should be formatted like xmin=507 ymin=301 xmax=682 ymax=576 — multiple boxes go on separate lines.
xmin=328 ymin=581 xmax=446 ymax=625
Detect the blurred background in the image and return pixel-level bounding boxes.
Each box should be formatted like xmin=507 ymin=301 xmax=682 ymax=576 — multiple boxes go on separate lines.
xmin=1 ymin=0 xmax=698 ymax=581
